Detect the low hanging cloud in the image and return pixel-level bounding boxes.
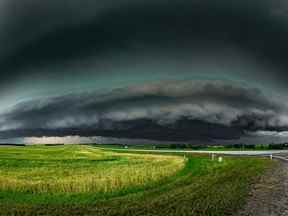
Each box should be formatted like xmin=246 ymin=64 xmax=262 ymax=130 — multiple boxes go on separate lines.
xmin=0 ymin=80 xmax=288 ymax=141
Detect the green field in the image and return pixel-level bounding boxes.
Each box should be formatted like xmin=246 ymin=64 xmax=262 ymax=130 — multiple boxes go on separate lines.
xmin=0 ymin=145 xmax=274 ymax=216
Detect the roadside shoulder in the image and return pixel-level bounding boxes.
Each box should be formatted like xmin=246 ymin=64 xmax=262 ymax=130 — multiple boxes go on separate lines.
xmin=236 ymin=160 xmax=288 ymax=216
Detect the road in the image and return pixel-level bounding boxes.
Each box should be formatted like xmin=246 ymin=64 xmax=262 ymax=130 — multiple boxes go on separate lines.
xmin=238 ymin=156 xmax=288 ymax=216
xmin=102 ymin=148 xmax=288 ymax=157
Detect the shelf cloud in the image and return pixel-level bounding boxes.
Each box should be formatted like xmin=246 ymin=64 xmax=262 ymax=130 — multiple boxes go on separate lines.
xmin=1 ymin=80 xmax=288 ymax=142
xmin=1 ymin=0 xmax=288 ymax=143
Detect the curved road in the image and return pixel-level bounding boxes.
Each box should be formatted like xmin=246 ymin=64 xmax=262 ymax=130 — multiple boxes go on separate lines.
xmin=102 ymin=147 xmax=288 ymax=157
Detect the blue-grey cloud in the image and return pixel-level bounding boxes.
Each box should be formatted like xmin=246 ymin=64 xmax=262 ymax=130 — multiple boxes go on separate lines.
xmin=0 ymin=80 xmax=287 ymax=141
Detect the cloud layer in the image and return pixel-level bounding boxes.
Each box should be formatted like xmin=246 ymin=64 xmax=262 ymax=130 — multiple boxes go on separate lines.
xmin=1 ymin=0 xmax=288 ymax=89
xmin=0 ymin=80 xmax=288 ymax=141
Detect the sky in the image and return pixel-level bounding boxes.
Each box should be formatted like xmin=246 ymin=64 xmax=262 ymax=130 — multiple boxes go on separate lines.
xmin=1 ymin=0 xmax=288 ymax=144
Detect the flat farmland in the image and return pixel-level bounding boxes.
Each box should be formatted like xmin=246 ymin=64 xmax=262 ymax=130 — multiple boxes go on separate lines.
xmin=0 ymin=145 xmax=274 ymax=216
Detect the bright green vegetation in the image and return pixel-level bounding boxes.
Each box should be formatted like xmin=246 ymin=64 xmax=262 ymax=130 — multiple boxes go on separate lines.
xmin=0 ymin=145 xmax=274 ymax=216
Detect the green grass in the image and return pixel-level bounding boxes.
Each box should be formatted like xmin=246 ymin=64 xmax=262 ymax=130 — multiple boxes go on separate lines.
xmin=0 ymin=145 xmax=275 ymax=216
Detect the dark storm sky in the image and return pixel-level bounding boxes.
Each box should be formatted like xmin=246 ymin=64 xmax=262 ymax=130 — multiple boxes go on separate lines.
xmin=1 ymin=0 xmax=288 ymax=143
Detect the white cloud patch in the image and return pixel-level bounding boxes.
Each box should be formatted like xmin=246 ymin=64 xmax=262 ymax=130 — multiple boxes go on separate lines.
xmin=20 ymin=136 xmax=176 ymax=145
xmin=249 ymin=130 xmax=288 ymax=137
xmin=23 ymin=136 xmax=98 ymax=144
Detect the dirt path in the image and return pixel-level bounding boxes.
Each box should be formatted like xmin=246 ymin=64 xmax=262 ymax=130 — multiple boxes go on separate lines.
xmin=237 ymin=159 xmax=288 ymax=216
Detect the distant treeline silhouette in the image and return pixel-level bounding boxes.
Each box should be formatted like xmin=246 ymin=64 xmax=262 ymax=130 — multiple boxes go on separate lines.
xmin=166 ymin=143 xmax=288 ymax=150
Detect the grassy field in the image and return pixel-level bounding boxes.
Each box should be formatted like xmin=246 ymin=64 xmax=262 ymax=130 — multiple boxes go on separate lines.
xmin=0 ymin=145 xmax=275 ymax=216
xmin=0 ymin=145 xmax=184 ymax=198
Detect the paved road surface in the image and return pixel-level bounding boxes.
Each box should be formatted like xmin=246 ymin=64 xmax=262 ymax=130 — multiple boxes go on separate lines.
xmin=103 ymin=148 xmax=288 ymax=156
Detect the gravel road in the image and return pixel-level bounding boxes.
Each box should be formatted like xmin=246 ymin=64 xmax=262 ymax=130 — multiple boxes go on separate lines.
xmin=237 ymin=158 xmax=288 ymax=216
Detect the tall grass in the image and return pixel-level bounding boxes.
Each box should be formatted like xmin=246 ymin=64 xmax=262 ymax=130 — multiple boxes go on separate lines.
xmin=0 ymin=145 xmax=184 ymax=194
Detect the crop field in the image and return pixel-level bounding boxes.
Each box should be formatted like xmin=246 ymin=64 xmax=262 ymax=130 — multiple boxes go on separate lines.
xmin=0 ymin=145 xmax=184 ymax=196
xmin=0 ymin=145 xmax=274 ymax=216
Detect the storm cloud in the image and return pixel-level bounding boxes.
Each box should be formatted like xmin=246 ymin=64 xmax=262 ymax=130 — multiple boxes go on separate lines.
xmin=0 ymin=80 xmax=287 ymax=141
xmin=2 ymin=1 xmax=288 ymax=143
xmin=1 ymin=0 xmax=288 ymax=91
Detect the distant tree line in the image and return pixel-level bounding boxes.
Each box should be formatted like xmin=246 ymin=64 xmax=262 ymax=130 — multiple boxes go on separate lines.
xmin=92 ymin=143 xmax=288 ymax=150
xmin=224 ymin=143 xmax=288 ymax=150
